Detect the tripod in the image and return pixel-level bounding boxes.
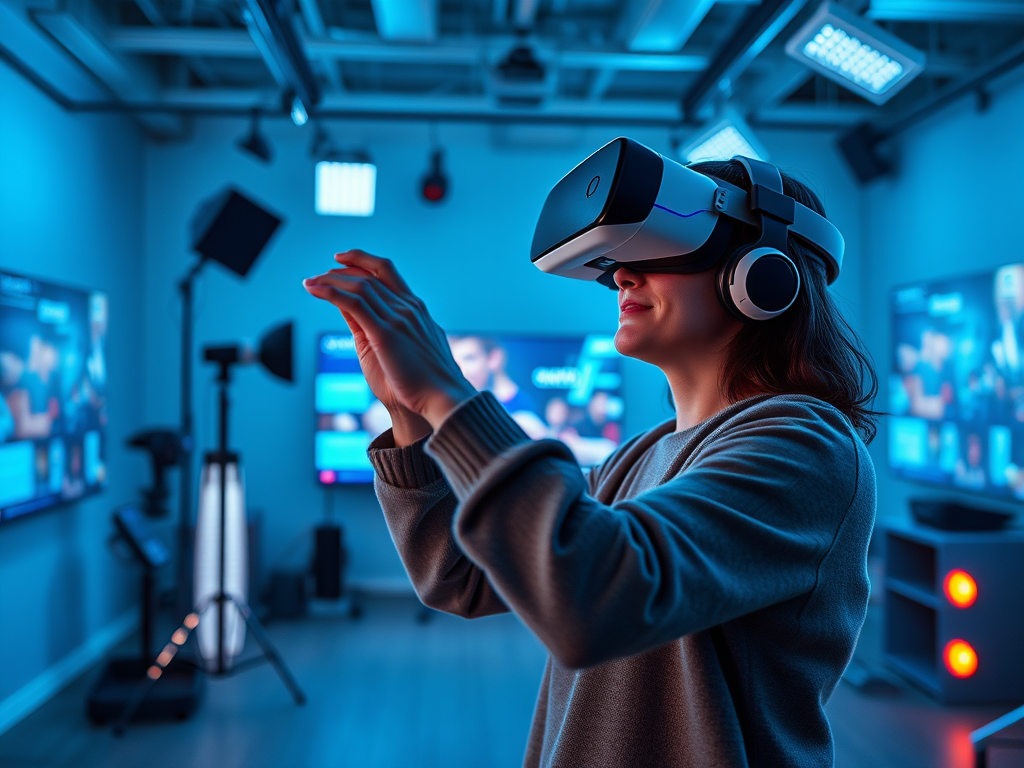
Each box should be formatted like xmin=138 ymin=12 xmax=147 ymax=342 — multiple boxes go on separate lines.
xmin=113 ymin=348 xmax=305 ymax=735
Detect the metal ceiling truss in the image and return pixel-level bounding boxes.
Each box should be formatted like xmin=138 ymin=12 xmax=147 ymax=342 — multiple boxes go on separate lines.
xmin=1 ymin=0 xmax=1023 ymax=135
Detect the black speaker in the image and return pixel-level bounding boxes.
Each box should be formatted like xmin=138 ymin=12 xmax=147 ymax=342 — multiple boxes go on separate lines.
xmin=190 ymin=188 xmax=283 ymax=277
xmin=837 ymin=122 xmax=892 ymax=185
xmin=313 ymin=524 xmax=345 ymax=599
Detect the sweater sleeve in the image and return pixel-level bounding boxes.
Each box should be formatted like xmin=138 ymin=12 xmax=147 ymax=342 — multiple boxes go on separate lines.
xmin=368 ymin=428 xmax=509 ymax=618
xmin=426 ymin=391 xmax=862 ymax=669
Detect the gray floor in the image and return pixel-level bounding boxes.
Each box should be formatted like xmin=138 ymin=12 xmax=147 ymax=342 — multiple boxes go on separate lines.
xmin=1 ymin=595 xmax=1022 ymax=768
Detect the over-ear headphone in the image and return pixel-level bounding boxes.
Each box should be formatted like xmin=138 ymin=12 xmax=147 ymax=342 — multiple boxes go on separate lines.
xmin=715 ymin=157 xmax=801 ymax=322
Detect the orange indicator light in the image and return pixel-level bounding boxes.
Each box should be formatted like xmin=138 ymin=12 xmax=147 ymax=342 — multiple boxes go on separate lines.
xmin=944 ymin=639 xmax=978 ymax=678
xmin=943 ymin=570 xmax=978 ymax=608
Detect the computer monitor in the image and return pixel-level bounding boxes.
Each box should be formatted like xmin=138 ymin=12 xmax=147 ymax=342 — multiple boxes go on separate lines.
xmin=0 ymin=270 xmax=109 ymax=521
xmin=315 ymin=332 xmax=625 ymax=485
xmin=889 ymin=262 xmax=1024 ymax=501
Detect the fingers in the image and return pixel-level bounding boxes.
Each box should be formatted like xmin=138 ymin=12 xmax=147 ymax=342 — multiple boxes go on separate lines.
xmin=302 ymin=281 xmax=389 ymax=340
xmin=333 ymin=250 xmax=413 ymax=295
xmin=306 ymin=271 xmax=399 ymax=324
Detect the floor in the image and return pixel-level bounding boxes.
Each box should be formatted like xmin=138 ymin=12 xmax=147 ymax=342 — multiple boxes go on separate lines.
xmin=1 ymin=595 xmax=1022 ymax=768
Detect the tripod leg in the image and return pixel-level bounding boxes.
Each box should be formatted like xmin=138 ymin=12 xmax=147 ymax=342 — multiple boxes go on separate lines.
xmin=230 ymin=597 xmax=307 ymax=706
xmin=111 ymin=609 xmax=204 ymax=737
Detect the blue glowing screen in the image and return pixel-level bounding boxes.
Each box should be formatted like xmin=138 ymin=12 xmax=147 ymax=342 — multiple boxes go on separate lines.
xmin=889 ymin=262 xmax=1024 ymax=501
xmin=0 ymin=270 xmax=108 ymax=522
xmin=315 ymin=332 xmax=625 ymax=484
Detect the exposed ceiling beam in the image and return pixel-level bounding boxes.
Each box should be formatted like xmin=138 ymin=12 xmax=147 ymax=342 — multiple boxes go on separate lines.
xmin=680 ymin=0 xmax=811 ymax=121
xmin=295 ymin=0 xmax=342 ymax=89
xmin=135 ymin=87 xmax=686 ymax=121
xmin=32 ymin=8 xmax=185 ymax=137
xmin=0 ymin=1 xmax=110 ymax=103
xmin=618 ymin=0 xmax=716 ymax=53
xmin=107 ymin=27 xmax=712 ymax=71
xmin=370 ymin=0 xmax=437 ymax=41
xmin=866 ymin=0 xmax=1024 ymax=23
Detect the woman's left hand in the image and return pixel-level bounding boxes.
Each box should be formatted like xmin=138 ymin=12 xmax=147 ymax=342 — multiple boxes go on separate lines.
xmin=303 ymin=250 xmax=477 ymax=429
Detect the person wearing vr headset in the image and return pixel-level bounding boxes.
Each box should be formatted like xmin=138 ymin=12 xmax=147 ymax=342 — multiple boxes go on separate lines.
xmin=304 ymin=138 xmax=878 ymax=768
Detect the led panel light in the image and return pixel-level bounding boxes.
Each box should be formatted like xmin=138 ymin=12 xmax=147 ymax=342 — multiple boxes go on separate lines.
xmin=316 ymin=161 xmax=377 ymax=217
xmin=681 ymin=111 xmax=768 ymax=164
xmin=785 ymin=1 xmax=925 ymax=105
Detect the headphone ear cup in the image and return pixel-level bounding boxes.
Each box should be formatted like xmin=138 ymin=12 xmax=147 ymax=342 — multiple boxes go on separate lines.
xmin=718 ymin=246 xmax=800 ymax=321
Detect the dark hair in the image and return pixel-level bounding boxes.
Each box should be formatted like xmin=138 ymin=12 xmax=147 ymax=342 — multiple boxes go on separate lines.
xmin=688 ymin=160 xmax=880 ymax=443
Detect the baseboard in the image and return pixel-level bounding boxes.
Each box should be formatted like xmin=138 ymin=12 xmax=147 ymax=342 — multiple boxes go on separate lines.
xmin=0 ymin=609 xmax=137 ymax=736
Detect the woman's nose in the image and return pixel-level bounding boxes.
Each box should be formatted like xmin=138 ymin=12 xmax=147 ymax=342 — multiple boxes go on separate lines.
xmin=613 ymin=267 xmax=644 ymax=289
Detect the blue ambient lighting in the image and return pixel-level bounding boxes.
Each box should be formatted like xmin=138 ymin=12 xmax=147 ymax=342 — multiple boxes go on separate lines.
xmin=802 ymin=23 xmax=903 ymax=95
xmin=315 ymin=161 xmax=377 ymax=217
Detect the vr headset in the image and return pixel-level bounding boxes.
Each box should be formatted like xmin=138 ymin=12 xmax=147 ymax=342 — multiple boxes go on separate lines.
xmin=530 ymin=137 xmax=844 ymax=321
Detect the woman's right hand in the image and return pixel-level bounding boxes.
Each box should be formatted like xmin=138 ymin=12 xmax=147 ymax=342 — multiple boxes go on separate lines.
xmin=324 ymin=265 xmax=432 ymax=447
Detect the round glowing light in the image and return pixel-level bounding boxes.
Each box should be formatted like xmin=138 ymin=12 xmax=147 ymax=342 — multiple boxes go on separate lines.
xmin=944 ymin=639 xmax=978 ymax=678
xmin=943 ymin=569 xmax=978 ymax=608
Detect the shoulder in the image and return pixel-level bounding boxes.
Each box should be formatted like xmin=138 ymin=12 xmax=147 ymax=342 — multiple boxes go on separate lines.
xmin=698 ymin=394 xmax=870 ymax=501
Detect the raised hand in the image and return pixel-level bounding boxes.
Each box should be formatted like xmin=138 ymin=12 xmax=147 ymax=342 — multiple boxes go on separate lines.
xmin=303 ymin=250 xmax=477 ymax=436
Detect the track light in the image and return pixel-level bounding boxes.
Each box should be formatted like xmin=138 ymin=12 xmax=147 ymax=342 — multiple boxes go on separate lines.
xmin=235 ymin=110 xmax=273 ymax=164
xmin=420 ymin=149 xmax=448 ymax=203
xmin=785 ymin=1 xmax=925 ymax=105
xmin=680 ymin=110 xmax=768 ymax=164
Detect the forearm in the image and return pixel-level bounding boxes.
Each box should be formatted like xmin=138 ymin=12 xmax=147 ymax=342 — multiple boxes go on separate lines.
xmin=369 ymin=431 xmax=508 ymax=618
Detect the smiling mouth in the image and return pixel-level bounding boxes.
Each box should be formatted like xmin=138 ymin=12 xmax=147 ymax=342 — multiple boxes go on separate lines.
xmin=619 ymin=301 xmax=652 ymax=315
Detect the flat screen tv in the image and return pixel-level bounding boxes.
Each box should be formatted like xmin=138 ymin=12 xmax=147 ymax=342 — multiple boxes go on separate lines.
xmin=0 ymin=270 xmax=108 ymax=521
xmin=315 ymin=332 xmax=625 ymax=484
xmin=889 ymin=262 xmax=1024 ymax=501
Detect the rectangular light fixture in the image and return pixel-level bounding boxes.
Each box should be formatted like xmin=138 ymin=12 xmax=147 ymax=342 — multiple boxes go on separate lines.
xmin=316 ymin=161 xmax=377 ymax=217
xmin=785 ymin=1 xmax=925 ymax=105
xmin=681 ymin=110 xmax=768 ymax=164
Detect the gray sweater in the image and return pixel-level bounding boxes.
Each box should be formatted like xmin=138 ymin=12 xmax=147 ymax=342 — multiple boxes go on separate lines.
xmin=368 ymin=391 xmax=876 ymax=768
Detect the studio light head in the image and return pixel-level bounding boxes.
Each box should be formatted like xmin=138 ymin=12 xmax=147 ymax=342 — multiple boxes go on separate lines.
xmin=202 ymin=320 xmax=294 ymax=382
xmin=236 ymin=110 xmax=273 ymax=164
xmin=421 ymin=149 xmax=449 ymax=203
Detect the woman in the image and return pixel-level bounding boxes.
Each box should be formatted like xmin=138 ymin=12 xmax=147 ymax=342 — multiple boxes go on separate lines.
xmin=303 ymin=159 xmax=878 ymax=768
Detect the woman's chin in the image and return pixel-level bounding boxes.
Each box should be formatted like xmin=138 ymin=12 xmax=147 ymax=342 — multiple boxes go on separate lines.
xmin=613 ymin=328 xmax=648 ymax=361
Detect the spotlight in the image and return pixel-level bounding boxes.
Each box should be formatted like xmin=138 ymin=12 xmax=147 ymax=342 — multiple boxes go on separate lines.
xmin=497 ymin=45 xmax=545 ymax=83
xmin=943 ymin=639 xmax=978 ymax=679
xmin=785 ymin=1 xmax=925 ymax=105
xmin=236 ymin=110 xmax=273 ymax=164
xmin=420 ymin=149 xmax=448 ymax=203
xmin=680 ymin=109 xmax=768 ymax=164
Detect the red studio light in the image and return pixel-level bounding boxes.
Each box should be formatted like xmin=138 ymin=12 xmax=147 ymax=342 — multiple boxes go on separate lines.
xmin=944 ymin=639 xmax=978 ymax=678
xmin=944 ymin=569 xmax=978 ymax=608
xmin=420 ymin=149 xmax=448 ymax=204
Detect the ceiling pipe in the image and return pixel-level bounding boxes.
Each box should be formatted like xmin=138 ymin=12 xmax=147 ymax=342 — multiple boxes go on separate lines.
xmin=680 ymin=0 xmax=810 ymax=121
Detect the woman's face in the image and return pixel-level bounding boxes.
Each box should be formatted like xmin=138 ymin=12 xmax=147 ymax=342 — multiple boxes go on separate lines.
xmin=612 ymin=266 xmax=743 ymax=370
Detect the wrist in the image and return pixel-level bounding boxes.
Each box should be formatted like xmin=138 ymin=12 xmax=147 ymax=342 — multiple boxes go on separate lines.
xmin=421 ymin=385 xmax=476 ymax=431
xmin=389 ymin=408 xmax=432 ymax=448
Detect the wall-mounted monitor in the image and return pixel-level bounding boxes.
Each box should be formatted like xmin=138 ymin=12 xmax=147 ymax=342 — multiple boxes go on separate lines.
xmin=315 ymin=332 xmax=625 ymax=485
xmin=889 ymin=262 xmax=1024 ymax=501
xmin=0 ymin=271 xmax=109 ymax=522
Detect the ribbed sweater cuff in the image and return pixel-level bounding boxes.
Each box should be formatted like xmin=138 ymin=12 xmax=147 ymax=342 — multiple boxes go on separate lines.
xmin=425 ymin=391 xmax=530 ymax=499
xmin=367 ymin=429 xmax=444 ymax=489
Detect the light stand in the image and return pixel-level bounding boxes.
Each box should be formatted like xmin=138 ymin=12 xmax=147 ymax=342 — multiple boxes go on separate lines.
xmin=114 ymin=321 xmax=304 ymax=735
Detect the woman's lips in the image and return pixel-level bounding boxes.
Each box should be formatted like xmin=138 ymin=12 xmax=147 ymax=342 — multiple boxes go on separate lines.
xmin=619 ymin=301 xmax=652 ymax=315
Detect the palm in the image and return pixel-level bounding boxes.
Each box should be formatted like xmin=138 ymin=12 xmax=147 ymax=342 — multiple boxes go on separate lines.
xmin=345 ymin=313 xmax=402 ymax=411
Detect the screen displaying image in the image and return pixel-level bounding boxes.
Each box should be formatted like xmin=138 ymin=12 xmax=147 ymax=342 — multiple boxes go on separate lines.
xmin=0 ymin=271 xmax=108 ymax=521
xmin=889 ymin=262 xmax=1024 ymax=500
xmin=315 ymin=332 xmax=625 ymax=484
